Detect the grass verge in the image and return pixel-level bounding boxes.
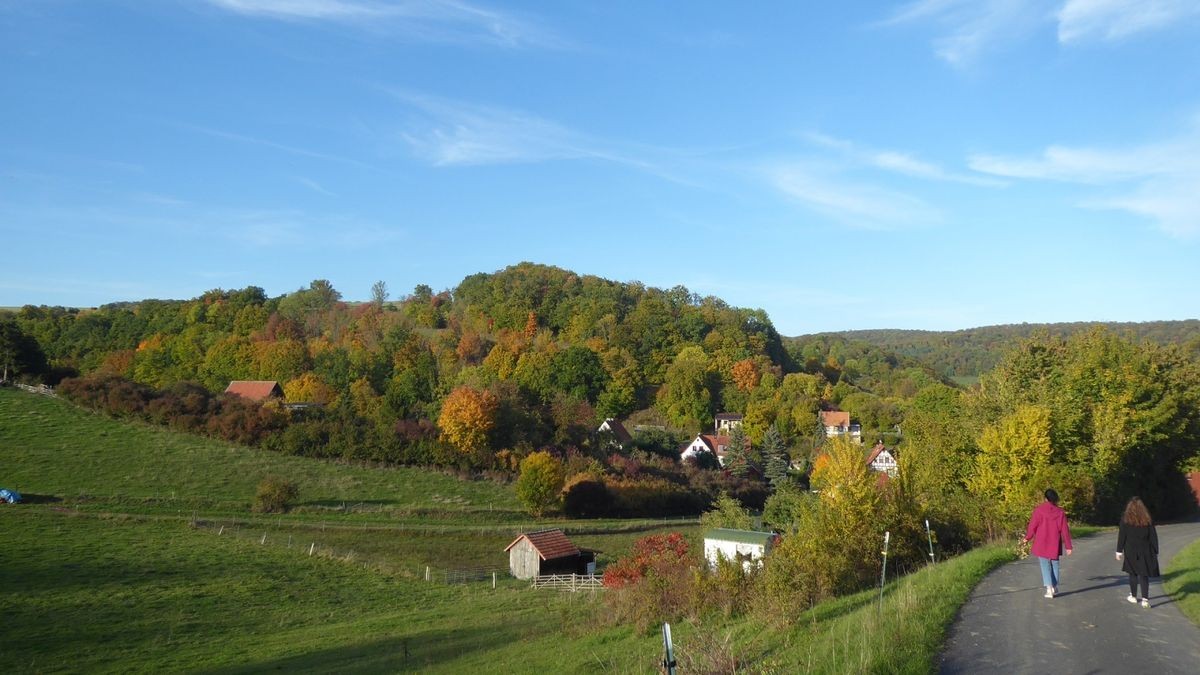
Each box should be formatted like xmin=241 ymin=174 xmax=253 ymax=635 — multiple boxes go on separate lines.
xmin=1164 ymin=535 xmax=1200 ymax=628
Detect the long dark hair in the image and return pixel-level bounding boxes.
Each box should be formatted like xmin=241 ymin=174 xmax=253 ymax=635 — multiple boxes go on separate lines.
xmin=1121 ymin=497 xmax=1153 ymax=527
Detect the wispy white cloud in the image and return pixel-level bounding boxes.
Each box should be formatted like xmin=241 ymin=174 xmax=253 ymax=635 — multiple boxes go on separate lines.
xmin=767 ymin=162 xmax=942 ymax=230
xmin=968 ymin=118 xmax=1200 ymax=236
xmin=381 ymin=89 xmax=701 ymax=186
xmin=178 ymin=123 xmax=376 ymax=170
xmin=388 ymin=90 xmax=592 ymax=166
xmin=882 ymin=0 xmax=1200 ymax=64
xmin=294 ymin=176 xmax=338 ymax=196
xmin=1057 ymin=0 xmax=1200 ymax=43
xmin=804 ymin=132 xmax=1003 ymax=186
xmin=878 ymin=0 xmax=1045 ymax=67
xmin=201 ymin=0 xmax=565 ymax=48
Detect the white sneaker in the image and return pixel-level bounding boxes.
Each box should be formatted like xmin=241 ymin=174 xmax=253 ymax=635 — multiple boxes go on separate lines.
xmin=1044 ymin=587 xmax=1054 ymax=598
xmin=1141 ymin=599 xmax=1150 ymax=608
xmin=1127 ymin=594 xmax=1138 ymax=604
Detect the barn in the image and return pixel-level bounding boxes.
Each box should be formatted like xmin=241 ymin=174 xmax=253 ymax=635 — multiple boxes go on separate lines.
xmin=505 ymin=529 xmax=595 ymax=580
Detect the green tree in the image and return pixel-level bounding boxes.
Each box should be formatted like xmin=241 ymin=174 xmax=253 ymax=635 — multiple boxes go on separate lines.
xmin=724 ymin=425 xmax=750 ymax=478
xmin=700 ymin=492 xmax=754 ymax=530
xmin=516 ymin=451 xmax=566 ymax=516
xmin=370 ymin=280 xmax=389 ymax=307
xmin=761 ymin=424 xmax=790 ymax=489
xmin=656 ymin=345 xmax=713 ymax=429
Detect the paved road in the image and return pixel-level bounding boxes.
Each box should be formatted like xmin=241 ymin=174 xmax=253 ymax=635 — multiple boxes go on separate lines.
xmin=939 ymin=520 xmax=1200 ymax=674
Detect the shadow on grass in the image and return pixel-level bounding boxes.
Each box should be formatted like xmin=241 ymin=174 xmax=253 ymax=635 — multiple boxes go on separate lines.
xmin=10 ymin=493 xmax=62 ymax=504
xmin=207 ymin=626 xmax=523 ymax=674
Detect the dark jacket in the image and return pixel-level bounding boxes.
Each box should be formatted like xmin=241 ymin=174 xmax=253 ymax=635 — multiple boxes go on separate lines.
xmin=1026 ymin=501 xmax=1072 ymax=560
xmin=1117 ymin=522 xmax=1160 ymax=577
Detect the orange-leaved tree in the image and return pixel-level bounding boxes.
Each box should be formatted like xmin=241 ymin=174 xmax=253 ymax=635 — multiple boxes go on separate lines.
xmin=437 ymin=386 xmax=498 ymax=464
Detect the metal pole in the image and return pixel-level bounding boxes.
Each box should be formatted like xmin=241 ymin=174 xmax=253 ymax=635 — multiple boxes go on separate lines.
xmin=925 ymin=519 xmax=935 ymax=564
xmin=879 ymin=531 xmax=891 ymax=607
xmin=662 ymin=622 xmax=676 ymax=675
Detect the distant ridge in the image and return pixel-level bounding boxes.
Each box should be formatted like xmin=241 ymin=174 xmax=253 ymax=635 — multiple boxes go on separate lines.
xmin=804 ymin=320 xmax=1200 ymax=379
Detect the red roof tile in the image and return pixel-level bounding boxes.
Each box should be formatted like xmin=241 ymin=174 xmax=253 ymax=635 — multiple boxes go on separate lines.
xmin=820 ymin=410 xmax=850 ymax=427
xmin=504 ymin=529 xmax=580 ymax=561
xmin=224 ymin=380 xmax=284 ymax=401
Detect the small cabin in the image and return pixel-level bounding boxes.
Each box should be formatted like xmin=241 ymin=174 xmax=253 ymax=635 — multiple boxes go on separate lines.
xmin=505 ymin=529 xmax=596 ymax=580
xmin=703 ymin=528 xmax=777 ymax=570
xmin=597 ymin=418 xmax=633 ymax=450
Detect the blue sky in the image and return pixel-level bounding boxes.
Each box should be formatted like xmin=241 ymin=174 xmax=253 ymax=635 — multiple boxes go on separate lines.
xmin=3 ymin=0 xmax=1200 ymax=335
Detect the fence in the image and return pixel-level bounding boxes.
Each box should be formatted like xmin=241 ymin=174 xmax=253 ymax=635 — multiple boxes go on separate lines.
xmin=532 ymin=573 xmax=605 ymax=592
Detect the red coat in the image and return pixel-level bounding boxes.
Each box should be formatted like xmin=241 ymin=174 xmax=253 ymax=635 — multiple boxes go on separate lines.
xmin=1025 ymin=501 xmax=1072 ymax=560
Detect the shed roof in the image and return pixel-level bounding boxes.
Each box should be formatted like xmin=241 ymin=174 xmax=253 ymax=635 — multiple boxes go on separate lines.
xmin=704 ymin=528 xmax=776 ymax=546
xmin=504 ymin=529 xmax=581 ymax=561
xmin=224 ymin=380 xmax=284 ymax=401
xmin=715 ymin=412 xmax=744 ymax=422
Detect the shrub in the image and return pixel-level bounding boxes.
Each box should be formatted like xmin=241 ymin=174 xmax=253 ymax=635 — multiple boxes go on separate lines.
xmin=561 ymin=474 xmax=613 ymax=518
xmin=253 ymin=476 xmax=299 ymax=513
xmin=515 ymin=451 xmax=565 ymax=516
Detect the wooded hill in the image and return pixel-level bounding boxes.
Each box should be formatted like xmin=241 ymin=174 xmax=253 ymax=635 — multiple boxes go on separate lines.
xmin=817 ymin=321 xmax=1200 ymax=379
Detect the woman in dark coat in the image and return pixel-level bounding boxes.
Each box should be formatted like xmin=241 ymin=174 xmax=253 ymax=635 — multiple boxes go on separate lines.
xmin=1116 ymin=496 xmax=1159 ymax=608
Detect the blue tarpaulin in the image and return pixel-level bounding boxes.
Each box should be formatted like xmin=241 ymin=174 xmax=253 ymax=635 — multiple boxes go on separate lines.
xmin=0 ymin=488 xmax=21 ymax=504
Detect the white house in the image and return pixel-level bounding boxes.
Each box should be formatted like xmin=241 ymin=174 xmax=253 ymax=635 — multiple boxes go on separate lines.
xmin=714 ymin=412 xmax=744 ymax=434
xmin=703 ymin=528 xmax=777 ymax=570
xmin=866 ymin=441 xmax=898 ymax=477
xmin=680 ymin=434 xmax=730 ymax=466
xmin=597 ymin=418 xmax=633 ymax=450
xmin=820 ymin=410 xmax=862 ymax=444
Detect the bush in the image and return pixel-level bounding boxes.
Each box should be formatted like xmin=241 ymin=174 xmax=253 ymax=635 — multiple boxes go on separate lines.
xmin=253 ymin=476 xmax=299 ymax=513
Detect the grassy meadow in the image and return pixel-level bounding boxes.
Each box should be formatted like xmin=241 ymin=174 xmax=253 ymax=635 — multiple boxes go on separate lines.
xmin=1165 ymin=536 xmax=1200 ymax=628
xmin=2 ymin=387 xmax=1025 ymax=672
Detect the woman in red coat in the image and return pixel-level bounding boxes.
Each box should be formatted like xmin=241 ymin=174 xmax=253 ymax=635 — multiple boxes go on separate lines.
xmin=1024 ymin=488 xmax=1073 ymax=598
xmin=1116 ymin=496 xmax=1159 ymax=608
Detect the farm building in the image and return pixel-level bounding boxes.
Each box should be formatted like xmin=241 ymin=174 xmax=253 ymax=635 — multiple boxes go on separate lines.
xmin=224 ymin=380 xmax=284 ymax=402
xmin=703 ymin=528 xmax=777 ymax=570
xmin=505 ymin=529 xmax=596 ymax=580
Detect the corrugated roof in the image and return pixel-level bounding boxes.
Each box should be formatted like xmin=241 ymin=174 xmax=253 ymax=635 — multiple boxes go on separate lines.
xmin=704 ymin=528 xmax=776 ymax=545
xmin=504 ymin=529 xmax=580 ymax=561
xmin=224 ymin=381 xmax=284 ymax=401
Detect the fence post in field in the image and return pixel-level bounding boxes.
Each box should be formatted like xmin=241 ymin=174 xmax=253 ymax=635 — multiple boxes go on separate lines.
xmin=218 ymin=525 xmax=224 ymax=536
xmin=425 ymin=566 xmax=430 ymax=582
xmin=309 ymin=542 xmax=315 ymax=556
xmin=879 ymin=530 xmax=891 ymax=609
xmin=925 ymin=519 xmax=935 ymax=563
xmin=493 ymin=572 xmax=496 ymax=589
xmin=261 ymin=533 xmax=267 ymax=545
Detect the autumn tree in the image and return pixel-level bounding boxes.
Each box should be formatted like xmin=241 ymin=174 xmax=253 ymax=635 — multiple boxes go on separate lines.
xmin=437 ymin=386 xmax=498 ymax=464
xmin=700 ymin=493 xmax=754 ymax=530
xmin=656 ymin=345 xmax=714 ymax=429
xmin=515 ymin=450 xmax=565 ymax=516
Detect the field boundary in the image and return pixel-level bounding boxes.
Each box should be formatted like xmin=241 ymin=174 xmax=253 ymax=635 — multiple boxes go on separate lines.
xmin=532 ymin=573 xmax=604 ymax=592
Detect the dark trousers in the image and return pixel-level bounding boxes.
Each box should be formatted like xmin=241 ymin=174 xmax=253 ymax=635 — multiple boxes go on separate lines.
xmin=1128 ymin=573 xmax=1150 ymax=598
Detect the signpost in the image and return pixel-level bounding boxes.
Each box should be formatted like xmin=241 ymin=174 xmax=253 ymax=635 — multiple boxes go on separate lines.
xmin=662 ymin=622 xmax=676 ymax=675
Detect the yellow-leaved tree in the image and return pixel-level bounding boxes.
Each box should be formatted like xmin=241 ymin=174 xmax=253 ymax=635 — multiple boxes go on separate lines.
xmin=437 ymin=386 xmax=498 ymax=465
xmin=968 ymin=404 xmax=1053 ymax=534
xmin=516 ymin=451 xmax=565 ymax=516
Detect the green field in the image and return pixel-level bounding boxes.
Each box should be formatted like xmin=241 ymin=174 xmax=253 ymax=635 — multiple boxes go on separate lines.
xmin=1165 ymin=536 xmax=1200 ymax=629
xmin=2 ymin=387 xmax=1024 ymax=671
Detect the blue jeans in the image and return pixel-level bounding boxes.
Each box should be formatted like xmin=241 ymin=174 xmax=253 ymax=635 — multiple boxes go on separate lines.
xmin=1038 ymin=557 xmax=1060 ymax=588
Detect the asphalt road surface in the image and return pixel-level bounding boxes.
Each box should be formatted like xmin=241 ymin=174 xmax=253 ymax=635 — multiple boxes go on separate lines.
xmin=939 ymin=520 xmax=1200 ymax=674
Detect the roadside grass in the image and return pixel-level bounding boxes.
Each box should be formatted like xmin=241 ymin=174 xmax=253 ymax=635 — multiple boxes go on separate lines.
xmin=1164 ymin=535 xmax=1200 ymax=628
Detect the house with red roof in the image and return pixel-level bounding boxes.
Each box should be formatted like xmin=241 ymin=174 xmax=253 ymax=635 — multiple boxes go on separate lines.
xmin=820 ymin=410 xmax=862 ymax=444
xmin=224 ymin=380 xmax=284 ymax=402
xmin=597 ymin=418 xmax=633 ymax=450
xmin=505 ymin=529 xmax=596 ymax=580
xmin=866 ymin=440 xmax=898 ymax=477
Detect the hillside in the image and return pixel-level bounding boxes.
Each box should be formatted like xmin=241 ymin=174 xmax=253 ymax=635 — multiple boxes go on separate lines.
xmin=817 ymin=320 xmax=1200 ymax=379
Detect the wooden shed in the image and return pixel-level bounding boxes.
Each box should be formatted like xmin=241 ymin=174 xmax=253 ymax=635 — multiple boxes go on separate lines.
xmin=505 ymin=529 xmax=595 ymax=580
